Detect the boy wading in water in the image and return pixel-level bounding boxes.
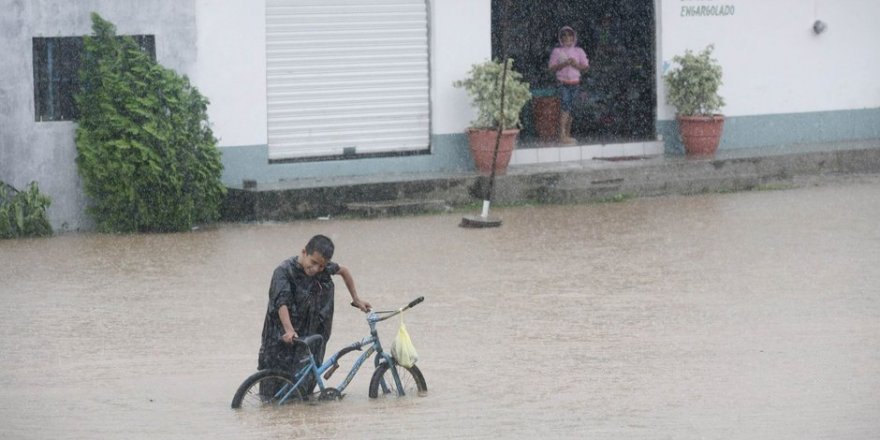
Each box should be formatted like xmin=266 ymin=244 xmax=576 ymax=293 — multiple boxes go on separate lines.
xmin=258 ymin=234 xmax=371 ymax=396
xmin=548 ymin=26 xmax=590 ymax=145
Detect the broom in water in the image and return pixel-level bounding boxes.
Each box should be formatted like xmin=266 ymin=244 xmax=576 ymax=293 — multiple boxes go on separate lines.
xmin=459 ymin=59 xmax=509 ymax=228
xmin=460 ymin=5 xmax=511 ymax=229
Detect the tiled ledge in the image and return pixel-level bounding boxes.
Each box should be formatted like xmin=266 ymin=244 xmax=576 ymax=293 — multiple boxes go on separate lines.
xmin=509 ymin=141 xmax=664 ymax=166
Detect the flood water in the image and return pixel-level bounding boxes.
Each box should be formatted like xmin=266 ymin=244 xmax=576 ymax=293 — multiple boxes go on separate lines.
xmin=2 ymin=176 xmax=879 ymax=439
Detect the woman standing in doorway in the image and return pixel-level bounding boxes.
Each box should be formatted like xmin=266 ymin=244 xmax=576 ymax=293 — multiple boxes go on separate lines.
xmin=548 ymin=26 xmax=590 ymax=145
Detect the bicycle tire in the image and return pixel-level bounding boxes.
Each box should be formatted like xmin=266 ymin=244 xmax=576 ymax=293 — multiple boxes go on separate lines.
xmin=368 ymin=362 xmax=427 ymax=399
xmin=231 ymin=369 xmax=307 ymax=409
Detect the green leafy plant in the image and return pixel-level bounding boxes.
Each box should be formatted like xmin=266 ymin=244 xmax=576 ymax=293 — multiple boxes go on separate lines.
xmin=453 ymin=58 xmax=532 ymax=130
xmin=74 ymin=13 xmax=226 ymax=233
xmin=0 ymin=181 xmax=52 ymax=239
xmin=663 ymin=45 xmax=725 ymax=116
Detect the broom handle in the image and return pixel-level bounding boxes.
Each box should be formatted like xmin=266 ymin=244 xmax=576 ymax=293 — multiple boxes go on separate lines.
xmin=485 ymin=0 xmax=509 ymax=206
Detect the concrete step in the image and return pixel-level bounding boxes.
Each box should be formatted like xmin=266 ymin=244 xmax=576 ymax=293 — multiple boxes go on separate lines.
xmin=345 ymin=199 xmax=450 ymax=217
xmin=220 ymin=140 xmax=880 ymax=222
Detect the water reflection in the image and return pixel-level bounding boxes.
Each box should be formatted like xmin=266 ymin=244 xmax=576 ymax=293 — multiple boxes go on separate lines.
xmin=1 ymin=177 xmax=879 ymax=439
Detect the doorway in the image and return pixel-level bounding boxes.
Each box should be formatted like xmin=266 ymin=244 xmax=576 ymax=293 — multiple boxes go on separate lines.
xmin=491 ymin=0 xmax=656 ymax=146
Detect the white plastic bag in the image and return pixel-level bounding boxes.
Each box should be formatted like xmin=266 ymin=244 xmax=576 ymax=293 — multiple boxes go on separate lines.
xmin=390 ymin=314 xmax=419 ymax=368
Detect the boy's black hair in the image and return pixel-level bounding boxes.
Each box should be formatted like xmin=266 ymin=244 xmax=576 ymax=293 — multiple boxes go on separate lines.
xmin=305 ymin=234 xmax=335 ymax=260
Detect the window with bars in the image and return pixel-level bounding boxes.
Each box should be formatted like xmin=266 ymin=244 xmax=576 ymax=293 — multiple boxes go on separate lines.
xmin=32 ymin=35 xmax=156 ymax=121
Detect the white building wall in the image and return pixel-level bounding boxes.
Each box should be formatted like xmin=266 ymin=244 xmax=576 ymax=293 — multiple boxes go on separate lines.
xmin=429 ymin=0 xmax=491 ymax=135
xmin=194 ymin=0 xmax=487 ymax=144
xmin=5 ymin=0 xmax=877 ymax=231
xmin=658 ymin=0 xmax=880 ymax=119
xmin=194 ymin=0 xmax=267 ymax=147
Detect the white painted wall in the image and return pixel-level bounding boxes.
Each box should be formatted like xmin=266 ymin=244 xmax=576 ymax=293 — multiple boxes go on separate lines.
xmin=429 ymin=0 xmax=492 ymax=134
xmin=195 ymin=0 xmax=483 ymax=143
xmin=193 ymin=0 xmax=267 ymax=147
xmin=186 ymin=0 xmax=880 ymax=144
xmin=659 ymin=0 xmax=880 ymax=119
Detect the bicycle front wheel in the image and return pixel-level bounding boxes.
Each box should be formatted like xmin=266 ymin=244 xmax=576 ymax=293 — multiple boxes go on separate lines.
xmin=368 ymin=362 xmax=427 ymax=399
xmin=231 ymin=369 xmax=307 ymax=409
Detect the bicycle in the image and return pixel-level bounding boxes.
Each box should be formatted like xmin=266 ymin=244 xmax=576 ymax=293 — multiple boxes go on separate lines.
xmin=231 ymin=296 xmax=427 ymax=409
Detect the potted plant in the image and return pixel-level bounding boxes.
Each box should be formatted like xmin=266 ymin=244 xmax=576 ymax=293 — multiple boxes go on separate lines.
xmin=531 ymin=87 xmax=560 ymax=143
xmin=454 ymin=58 xmax=532 ymax=174
xmin=663 ymin=45 xmax=726 ymax=156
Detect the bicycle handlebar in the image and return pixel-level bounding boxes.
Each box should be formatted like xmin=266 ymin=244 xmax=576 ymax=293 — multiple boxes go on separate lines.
xmin=407 ymin=296 xmax=424 ymax=309
xmin=289 ymin=333 xmax=323 ymax=347
xmin=350 ymin=296 xmax=425 ymax=318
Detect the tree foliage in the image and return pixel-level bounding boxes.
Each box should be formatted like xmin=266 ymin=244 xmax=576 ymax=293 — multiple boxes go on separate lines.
xmin=663 ymin=45 xmax=725 ymax=116
xmin=453 ymin=58 xmax=532 ymax=130
xmin=0 ymin=181 xmax=52 ymax=239
xmin=75 ymin=13 xmax=225 ymax=233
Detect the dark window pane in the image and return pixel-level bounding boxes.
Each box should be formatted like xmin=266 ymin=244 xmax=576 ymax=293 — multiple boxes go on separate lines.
xmin=56 ymin=38 xmax=82 ymax=120
xmin=33 ymin=35 xmax=156 ymax=122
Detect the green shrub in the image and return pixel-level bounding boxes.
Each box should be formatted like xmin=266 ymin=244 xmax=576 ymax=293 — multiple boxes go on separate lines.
xmin=453 ymin=58 xmax=532 ymax=130
xmin=0 ymin=181 xmax=52 ymax=239
xmin=74 ymin=13 xmax=226 ymax=233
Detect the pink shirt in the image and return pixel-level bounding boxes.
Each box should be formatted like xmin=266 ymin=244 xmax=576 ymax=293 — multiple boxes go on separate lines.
xmin=549 ymin=47 xmax=589 ymax=84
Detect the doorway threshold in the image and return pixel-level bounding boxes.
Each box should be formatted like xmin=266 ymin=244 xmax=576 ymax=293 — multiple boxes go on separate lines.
xmin=509 ymin=140 xmax=664 ymax=166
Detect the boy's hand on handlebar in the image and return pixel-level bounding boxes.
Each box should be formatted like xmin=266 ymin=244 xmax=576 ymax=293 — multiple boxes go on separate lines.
xmin=282 ymin=330 xmax=298 ymax=344
xmin=351 ymin=298 xmax=372 ymax=312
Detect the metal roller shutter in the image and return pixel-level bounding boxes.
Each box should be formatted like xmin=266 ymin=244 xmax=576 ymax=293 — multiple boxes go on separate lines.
xmin=266 ymin=0 xmax=430 ymax=160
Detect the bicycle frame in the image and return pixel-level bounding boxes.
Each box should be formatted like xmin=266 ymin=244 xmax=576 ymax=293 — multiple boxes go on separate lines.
xmin=275 ymin=298 xmax=422 ymax=404
xmin=276 ymin=337 xmax=382 ymax=404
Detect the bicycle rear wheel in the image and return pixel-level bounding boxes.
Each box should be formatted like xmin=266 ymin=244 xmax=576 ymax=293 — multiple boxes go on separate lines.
xmin=368 ymin=362 xmax=427 ymax=399
xmin=231 ymin=369 xmax=307 ymax=409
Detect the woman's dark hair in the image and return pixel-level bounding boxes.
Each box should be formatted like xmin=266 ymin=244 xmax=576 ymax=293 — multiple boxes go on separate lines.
xmin=305 ymin=234 xmax=335 ymax=260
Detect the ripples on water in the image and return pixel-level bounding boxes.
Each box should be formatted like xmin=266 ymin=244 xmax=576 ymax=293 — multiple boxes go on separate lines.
xmin=1 ymin=177 xmax=879 ymax=439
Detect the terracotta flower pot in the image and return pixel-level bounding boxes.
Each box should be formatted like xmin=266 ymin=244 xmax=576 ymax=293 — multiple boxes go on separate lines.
xmin=532 ymin=96 xmax=560 ymax=142
xmin=467 ymin=128 xmax=520 ymax=175
xmin=677 ymin=114 xmax=725 ymax=157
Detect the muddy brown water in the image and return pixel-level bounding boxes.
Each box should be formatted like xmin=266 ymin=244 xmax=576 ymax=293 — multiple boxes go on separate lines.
xmin=2 ymin=176 xmax=879 ymax=439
